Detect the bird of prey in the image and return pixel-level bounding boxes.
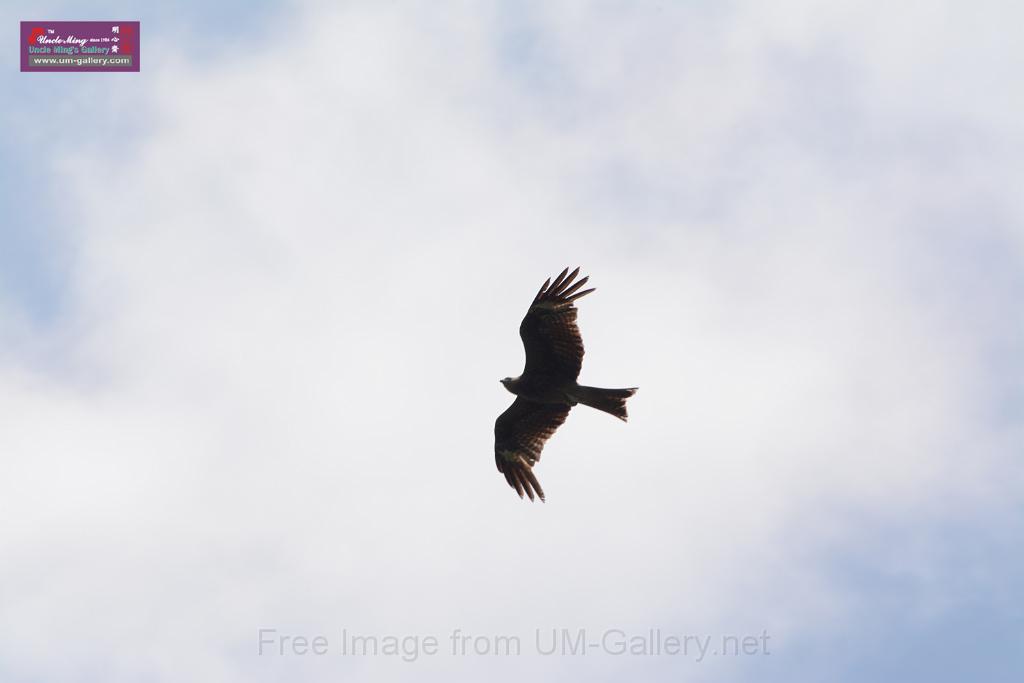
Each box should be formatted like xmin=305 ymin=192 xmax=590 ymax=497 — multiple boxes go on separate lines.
xmin=495 ymin=267 xmax=637 ymax=502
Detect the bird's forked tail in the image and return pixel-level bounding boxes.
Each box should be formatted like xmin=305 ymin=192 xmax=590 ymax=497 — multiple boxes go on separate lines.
xmin=574 ymin=385 xmax=638 ymax=421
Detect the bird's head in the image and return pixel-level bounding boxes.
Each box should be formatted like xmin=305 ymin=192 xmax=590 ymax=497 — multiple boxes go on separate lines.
xmin=499 ymin=377 xmax=515 ymax=393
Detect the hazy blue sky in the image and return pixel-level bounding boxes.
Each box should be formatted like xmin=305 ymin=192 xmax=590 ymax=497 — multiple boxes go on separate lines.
xmin=2 ymin=1 xmax=1022 ymax=681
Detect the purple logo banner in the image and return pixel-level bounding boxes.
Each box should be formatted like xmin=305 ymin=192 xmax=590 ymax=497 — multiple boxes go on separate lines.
xmin=21 ymin=21 xmax=139 ymax=72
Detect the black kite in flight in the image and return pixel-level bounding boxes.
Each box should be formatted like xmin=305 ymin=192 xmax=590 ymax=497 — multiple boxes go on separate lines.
xmin=495 ymin=267 xmax=637 ymax=502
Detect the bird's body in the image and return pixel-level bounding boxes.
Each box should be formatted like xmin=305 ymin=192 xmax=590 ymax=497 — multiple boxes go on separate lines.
xmin=500 ymin=375 xmax=574 ymax=405
xmin=494 ymin=267 xmax=637 ymax=502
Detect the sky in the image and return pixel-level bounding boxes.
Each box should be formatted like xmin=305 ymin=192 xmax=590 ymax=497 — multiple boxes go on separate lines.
xmin=1 ymin=1 xmax=1023 ymax=681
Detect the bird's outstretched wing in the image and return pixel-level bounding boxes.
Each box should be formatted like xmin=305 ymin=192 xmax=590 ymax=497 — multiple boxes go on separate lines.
xmin=519 ymin=267 xmax=595 ymax=382
xmin=494 ymin=397 xmax=572 ymax=502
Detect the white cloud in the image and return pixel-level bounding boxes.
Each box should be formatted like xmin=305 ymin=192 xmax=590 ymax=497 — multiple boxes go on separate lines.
xmin=2 ymin=1 xmax=1022 ymax=681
